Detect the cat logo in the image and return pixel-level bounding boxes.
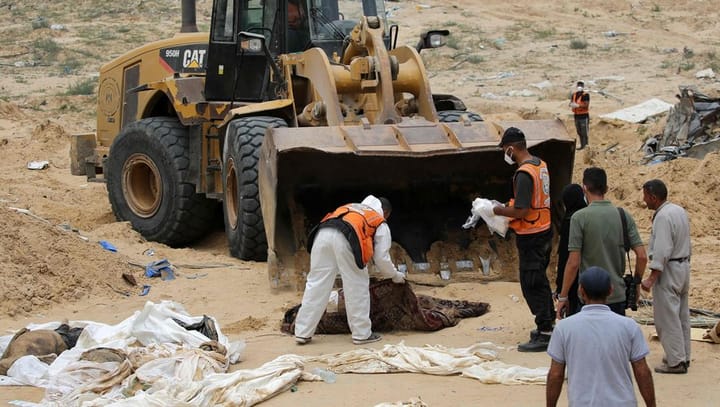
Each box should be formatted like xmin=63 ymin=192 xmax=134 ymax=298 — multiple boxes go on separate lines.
xmin=159 ymin=45 xmax=208 ymax=74
xmin=183 ymin=49 xmax=206 ymax=69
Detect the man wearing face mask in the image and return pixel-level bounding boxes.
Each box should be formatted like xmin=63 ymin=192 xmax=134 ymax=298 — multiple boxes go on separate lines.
xmin=569 ymin=81 xmax=590 ymax=150
xmin=493 ymin=127 xmax=555 ymax=352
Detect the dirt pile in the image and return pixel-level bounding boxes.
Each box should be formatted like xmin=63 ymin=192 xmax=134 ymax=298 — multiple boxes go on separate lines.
xmin=0 ymin=208 xmax=135 ymax=317
xmin=0 ymin=101 xmax=27 ymax=121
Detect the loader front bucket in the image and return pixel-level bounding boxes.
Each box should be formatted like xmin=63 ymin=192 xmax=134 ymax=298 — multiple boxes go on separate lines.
xmin=259 ymin=118 xmax=575 ymax=289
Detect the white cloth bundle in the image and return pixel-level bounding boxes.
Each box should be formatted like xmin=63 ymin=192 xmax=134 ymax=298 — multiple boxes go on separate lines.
xmin=462 ymin=198 xmax=510 ymax=238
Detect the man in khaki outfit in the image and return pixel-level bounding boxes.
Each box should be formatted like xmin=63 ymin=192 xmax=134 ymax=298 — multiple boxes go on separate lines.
xmin=641 ymin=179 xmax=691 ymax=374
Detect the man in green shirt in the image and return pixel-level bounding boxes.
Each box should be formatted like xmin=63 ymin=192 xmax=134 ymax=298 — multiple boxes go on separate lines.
xmin=556 ymin=167 xmax=647 ymax=317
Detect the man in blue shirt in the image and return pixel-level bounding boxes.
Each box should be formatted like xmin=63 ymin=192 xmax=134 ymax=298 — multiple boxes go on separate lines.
xmin=547 ymin=266 xmax=656 ymax=407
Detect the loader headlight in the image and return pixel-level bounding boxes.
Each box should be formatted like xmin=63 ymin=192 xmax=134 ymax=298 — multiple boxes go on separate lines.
xmin=238 ymin=31 xmax=267 ymax=53
xmin=428 ymin=33 xmax=447 ymax=48
xmin=246 ymin=38 xmax=263 ymax=52
xmin=416 ymin=30 xmax=450 ymax=52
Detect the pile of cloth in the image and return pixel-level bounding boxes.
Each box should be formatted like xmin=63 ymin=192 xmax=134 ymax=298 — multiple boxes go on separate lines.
xmin=311 ymin=341 xmax=548 ymax=385
xmin=1 ymin=299 xmax=550 ymax=406
xmin=0 ymin=301 xmax=250 ymax=405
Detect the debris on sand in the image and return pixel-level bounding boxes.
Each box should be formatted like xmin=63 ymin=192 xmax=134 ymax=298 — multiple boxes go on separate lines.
xmin=642 ymin=86 xmax=720 ymax=163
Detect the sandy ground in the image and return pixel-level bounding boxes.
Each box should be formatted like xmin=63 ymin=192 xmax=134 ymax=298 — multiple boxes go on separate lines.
xmin=1 ymin=0 xmax=719 ymax=405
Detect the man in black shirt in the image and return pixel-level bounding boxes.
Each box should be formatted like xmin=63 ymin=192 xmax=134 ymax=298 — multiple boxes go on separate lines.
xmin=493 ymin=127 xmax=555 ymax=352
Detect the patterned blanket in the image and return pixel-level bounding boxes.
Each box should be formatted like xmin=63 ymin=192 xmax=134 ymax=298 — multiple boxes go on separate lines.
xmin=282 ymin=279 xmax=490 ymax=334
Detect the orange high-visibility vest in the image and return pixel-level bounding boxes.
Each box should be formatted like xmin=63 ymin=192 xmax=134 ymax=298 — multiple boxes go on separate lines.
xmin=510 ymin=160 xmax=552 ymax=235
xmin=572 ymin=91 xmax=589 ymax=115
xmin=321 ymin=203 xmax=385 ymax=267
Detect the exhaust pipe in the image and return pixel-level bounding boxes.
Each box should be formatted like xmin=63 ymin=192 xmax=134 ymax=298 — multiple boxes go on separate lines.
xmin=181 ymin=0 xmax=198 ymax=33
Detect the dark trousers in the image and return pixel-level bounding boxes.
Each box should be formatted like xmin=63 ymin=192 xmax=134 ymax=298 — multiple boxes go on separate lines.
xmin=516 ymin=229 xmax=555 ymax=332
xmin=607 ymin=301 xmax=626 ymax=316
xmin=574 ymin=115 xmax=589 ymax=148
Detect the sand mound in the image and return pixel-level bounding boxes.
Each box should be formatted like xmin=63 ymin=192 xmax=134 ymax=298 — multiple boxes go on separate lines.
xmin=0 ymin=207 xmax=136 ymax=317
xmin=0 ymin=101 xmax=27 ymax=121
xmin=30 ymin=120 xmax=70 ymax=145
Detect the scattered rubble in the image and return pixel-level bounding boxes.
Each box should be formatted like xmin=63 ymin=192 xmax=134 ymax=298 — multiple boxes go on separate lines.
xmin=642 ymin=86 xmax=720 ymax=163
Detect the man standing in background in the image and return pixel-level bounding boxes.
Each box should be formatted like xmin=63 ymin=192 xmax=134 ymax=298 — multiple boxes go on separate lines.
xmin=641 ymin=179 xmax=691 ymax=374
xmin=569 ymin=81 xmax=590 ymax=150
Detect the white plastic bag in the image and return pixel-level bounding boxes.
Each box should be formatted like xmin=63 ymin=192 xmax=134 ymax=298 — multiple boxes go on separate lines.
xmin=463 ymin=198 xmax=510 ymax=238
xmin=6 ymin=356 xmax=50 ymax=387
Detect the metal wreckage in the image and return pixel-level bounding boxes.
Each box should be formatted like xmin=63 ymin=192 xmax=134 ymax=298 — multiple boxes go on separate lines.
xmin=643 ymin=85 xmax=720 ymax=163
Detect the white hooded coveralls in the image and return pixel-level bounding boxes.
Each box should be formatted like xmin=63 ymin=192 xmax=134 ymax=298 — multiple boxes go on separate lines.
xmin=294 ymin=195 xmax=402 ymax=341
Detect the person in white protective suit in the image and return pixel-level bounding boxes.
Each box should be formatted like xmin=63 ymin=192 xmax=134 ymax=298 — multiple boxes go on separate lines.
xmin=294 ymin=195 xmax=406 ymax=345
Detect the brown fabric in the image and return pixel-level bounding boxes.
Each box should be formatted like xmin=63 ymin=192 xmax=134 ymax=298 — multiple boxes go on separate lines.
xmin=281 ymin=279 xmax=490 ymax=335
xmin=0 ymin=327 xmax=68 ymax=376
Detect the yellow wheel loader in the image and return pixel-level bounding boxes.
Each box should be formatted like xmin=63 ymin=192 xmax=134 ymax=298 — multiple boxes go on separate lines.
xmin=71 ymin=0 xmax=575 ymax=289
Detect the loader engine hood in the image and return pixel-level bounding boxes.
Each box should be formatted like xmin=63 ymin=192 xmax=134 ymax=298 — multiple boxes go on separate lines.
xmin=259 ymin=118 xmax=575 ymax=289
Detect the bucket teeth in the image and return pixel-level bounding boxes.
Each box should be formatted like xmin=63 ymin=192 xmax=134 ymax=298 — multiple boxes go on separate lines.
xmin=455 ymin=259 xmax=474 ymax=271
xmin=412 ymin=262 xmax=430 ymax=273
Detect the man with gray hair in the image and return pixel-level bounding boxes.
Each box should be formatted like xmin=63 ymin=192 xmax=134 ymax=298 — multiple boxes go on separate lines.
xmin=641 ymin=179 xmax=691 ymax=374
xmin=547 ymin=266 xmax=656 ymax=407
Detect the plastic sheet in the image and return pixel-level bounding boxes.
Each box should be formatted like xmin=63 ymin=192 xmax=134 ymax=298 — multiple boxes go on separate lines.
xmin=462 ymin=360 xmax=548 ymax=384
xmin=0 ymin=301 xmax=246 ymax=402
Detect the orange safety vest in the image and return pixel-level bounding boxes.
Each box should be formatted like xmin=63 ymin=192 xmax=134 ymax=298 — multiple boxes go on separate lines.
xmin=320 ymin=203 xmax=386 ymax=268
xmin=509 ymin=160 xmax=552 ymax=235
xmin=572 ymin=91 xmax=589 ymax=115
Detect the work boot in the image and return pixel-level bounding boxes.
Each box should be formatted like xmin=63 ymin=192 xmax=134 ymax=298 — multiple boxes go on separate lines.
xmin=518 ymin=332 xmax=551 ymax=352
xmin=654 ymin=362 xmax=687 ymax=374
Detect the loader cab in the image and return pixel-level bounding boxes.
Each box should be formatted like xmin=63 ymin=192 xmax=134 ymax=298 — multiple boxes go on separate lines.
xmin=205 ymin=0 xmax=391 ymax=102
xmin=206 ymin=0 xmax=284 ymax=102
xmin=306 ymin=0 xmax=391 ymax=56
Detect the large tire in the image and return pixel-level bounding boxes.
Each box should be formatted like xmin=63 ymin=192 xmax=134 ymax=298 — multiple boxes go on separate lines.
xmin=223 ymin=116 xmax=288 ymax=261
xmin=437 ymin=110 xmax=483 ymax=122
xmin=106 ymin=117 xmax=217 ymax=246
